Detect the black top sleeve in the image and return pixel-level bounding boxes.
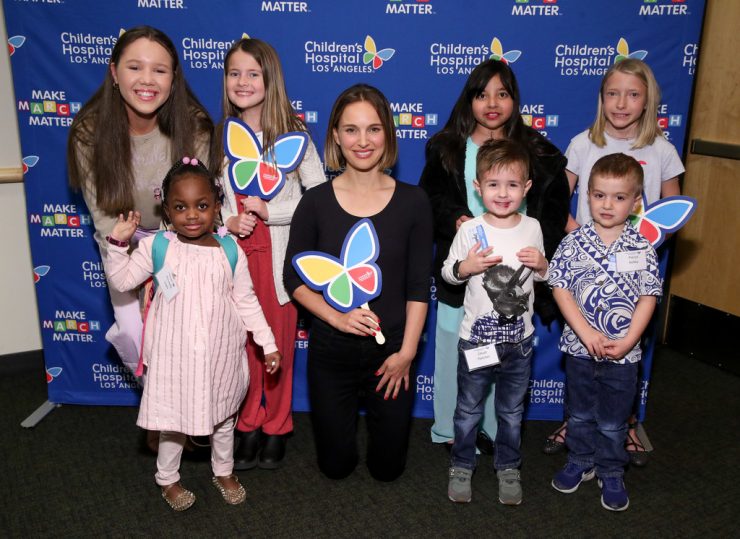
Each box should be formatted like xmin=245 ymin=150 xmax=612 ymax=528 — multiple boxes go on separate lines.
xmin=283 ymin=181 xmax=433 ymax=332
xmin=418 ymin=136 xmax=470 ymax=243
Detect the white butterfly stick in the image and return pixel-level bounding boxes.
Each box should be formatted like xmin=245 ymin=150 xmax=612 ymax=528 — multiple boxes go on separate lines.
xmin=361 ymin=302 xmax=385 ymax=345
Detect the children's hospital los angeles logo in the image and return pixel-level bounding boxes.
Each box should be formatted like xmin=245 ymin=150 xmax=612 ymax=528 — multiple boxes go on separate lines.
xmin=304 ymin=35 xmax=395 ymax=73
xmin=555 ymin=38 xmax=647 ymax=77
xmin=60 ymin=30 xmax=118 ymax=65
xmin=8 ymin=35 xmax=25 ymax=56
xmin=181 ymin=35 xmax=236 ymax=70
xmin=430 ymin=37 xmax=520 ymax=76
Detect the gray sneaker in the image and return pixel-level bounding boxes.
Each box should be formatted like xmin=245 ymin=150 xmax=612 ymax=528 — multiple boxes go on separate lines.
xmin=497 ymin=468 xmax=522 ymax=505
xmin=448 ymin=467 xmax=473 ymax=503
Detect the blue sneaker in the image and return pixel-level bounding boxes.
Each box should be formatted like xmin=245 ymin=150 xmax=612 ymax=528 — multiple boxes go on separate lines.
xmin=551 ymin=462 xmax=595 ymax=493
xmin=598 ymin=477 xmax=629 ymax=511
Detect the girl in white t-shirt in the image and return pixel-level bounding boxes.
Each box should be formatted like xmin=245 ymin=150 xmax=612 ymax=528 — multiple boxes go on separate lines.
xmin=564 ymin=58 xmax=684 ymax=232
xmin=546 ymin=59 xmax=684 ymax=465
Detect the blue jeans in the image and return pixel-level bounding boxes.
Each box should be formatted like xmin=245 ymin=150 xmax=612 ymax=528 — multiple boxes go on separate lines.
xmin=431 ymin=302 xmax=497 ymax=444
xmin=565 ymin=354 xmax=638 ymax=478
xmin=450 ymin=336 xmax=533 ymax=471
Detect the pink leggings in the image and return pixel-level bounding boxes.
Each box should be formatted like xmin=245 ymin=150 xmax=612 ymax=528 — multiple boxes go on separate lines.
xmin=155 ymin=415 xmax=237 ymax=486
xmin=103 ymin=227 xmax=156 ymax=374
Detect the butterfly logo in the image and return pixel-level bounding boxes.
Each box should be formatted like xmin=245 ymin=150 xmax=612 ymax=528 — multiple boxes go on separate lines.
xmin=33 ymin=265 xmax=50 ymax=283
xmin=224 ymin=117 xmax=308 ymax=200
xmin=363 ymin=36 xmax=395 ymax=69
xmin=629 ymin=194 xmax=697 ymax=248
xmin=615 ymin=38 xmax=648 ymax=63
xmin=23 ymin=155 xmax=39 ymax=174
xmin=46 ymin=366 xmax=62 ymax=383
xmin=8 ymin=35 xmax=25 ymax=56
xmin=489 ymin=38 xmax=521 ymax=64
xmin=292 ymin=219 xmax=382 ymax=312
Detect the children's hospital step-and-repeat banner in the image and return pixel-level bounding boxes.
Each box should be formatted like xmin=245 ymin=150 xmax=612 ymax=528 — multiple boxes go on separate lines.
xmin=5 ymin=0 xmax=704 ymax=419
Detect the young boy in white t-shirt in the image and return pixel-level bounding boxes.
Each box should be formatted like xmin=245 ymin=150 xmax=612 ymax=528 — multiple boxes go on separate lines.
xmin=442 ymin=139 xmax=548 ymax=506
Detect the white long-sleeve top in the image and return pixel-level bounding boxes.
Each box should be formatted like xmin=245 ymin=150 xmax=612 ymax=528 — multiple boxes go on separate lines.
xmin=220 ymin=134 xmax=327 ymax=304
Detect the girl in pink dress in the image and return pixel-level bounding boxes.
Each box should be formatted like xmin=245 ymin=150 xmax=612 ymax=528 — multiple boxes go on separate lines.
xmin=106 ymin=158 xmax=281 ymax=511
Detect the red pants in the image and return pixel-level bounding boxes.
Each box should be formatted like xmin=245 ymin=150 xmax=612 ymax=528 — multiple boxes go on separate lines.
xmin=235 ymin=207 xmax=297 ymax=435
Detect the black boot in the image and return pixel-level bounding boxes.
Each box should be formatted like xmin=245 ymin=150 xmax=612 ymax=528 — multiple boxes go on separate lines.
xmin=234 ymin=429 xmax=262 ymax=470
xmin=258 ymin=434 xmax=286 ymax=470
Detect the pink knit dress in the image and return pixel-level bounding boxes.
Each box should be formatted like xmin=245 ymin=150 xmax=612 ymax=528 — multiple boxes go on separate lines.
xmin=106 ymin=235 xmax=277 ymax=436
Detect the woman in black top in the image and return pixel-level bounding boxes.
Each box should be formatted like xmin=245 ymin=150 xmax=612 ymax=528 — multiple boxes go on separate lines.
xmin=284 ymin=84 xmax=433 ymax=481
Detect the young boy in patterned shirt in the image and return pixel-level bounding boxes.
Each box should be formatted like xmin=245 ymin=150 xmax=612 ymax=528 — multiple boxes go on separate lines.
xmin=548 ymin=153 xmax=663 ymax=511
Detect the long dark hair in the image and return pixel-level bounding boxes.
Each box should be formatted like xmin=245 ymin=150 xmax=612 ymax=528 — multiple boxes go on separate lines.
xmin=429 ymin=59 xmax=526 ymax=174
xmin=214 ymin=38 xmax=308 ymax=175
xmin=67 ymin=26 xmax=214 ymax=215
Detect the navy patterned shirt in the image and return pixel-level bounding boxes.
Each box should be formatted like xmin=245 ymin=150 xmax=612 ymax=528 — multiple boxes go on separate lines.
xmin=548 ymin=222 xmax=662 ymax=363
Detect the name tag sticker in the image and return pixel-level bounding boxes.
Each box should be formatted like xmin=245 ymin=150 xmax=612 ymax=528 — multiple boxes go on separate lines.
xmin=155 ymin=265 xmax=179 ymax=302
xmin=464 ymin=342 xmax=500 ymax=371
xmin=616 ymin=250 xmax=647 ymax=273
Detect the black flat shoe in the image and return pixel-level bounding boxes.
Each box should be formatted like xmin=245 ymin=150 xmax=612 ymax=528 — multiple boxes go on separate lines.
xmin=234 ymin=429 xmax=262 ymax=471
xmin=476 ymin=431 xmax=495 ymax=455
xmin=258 ymin=434 xmax=286 ymax=470
xmin=626 ymin=424 xmax=650 ymax=467
xmin=543 ymin=423 xmax=567 ymax=455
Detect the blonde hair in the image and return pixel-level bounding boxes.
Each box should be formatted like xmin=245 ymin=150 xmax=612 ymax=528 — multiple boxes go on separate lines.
xmin=324 ymin=84 xmax=398 ymax=172
xmin=589 ymin=58 xmax=662 ymax=149
xmin=216 ymin=38 xmax=307 ymax=172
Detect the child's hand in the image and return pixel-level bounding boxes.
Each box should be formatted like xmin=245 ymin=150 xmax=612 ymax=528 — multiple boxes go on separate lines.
xmin=517 ymin=247 xmax=548 ymax=276
xmin=264 ymin=351 xmax=282 ymax=375
xmin=242 ymin=197 xmax=269 ymax=221
xmin=459 ymin=241 xmax=503 ymax=278
xmin=111 ymin=211 xmax=141 ymax=243
xmin=603 ymin=338 xmax=634 ymax=361
xmin=578 ymin=326 xmax=609 ymax=359
xmin=226 ymin=213 xmax=257 ymax=237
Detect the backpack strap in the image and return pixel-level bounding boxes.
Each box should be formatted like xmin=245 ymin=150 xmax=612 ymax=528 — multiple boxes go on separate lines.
xmin=151 ymin=230 xmax=171 ymax=291
xmin=213 ymin=233 xmax=238 ymax=276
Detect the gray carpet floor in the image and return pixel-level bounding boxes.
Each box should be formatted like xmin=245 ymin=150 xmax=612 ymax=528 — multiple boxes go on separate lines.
xmin=1 ymin=346 xmax=738 ymax=538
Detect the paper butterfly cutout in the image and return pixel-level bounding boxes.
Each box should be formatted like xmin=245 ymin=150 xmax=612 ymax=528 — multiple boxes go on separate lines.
xmin=489 ymin=37 xmax=521 ymax=64
xmin=363 ymin=36 xmax=395 ymax=69
xmin=629 ymin=194 xmax=697 ymax=248
xmin=615 ymin=37 xmax=647 ymax=63
xmin=46 ymin=366 xmax=62 ymax=383
xmin=223 ymin=117 xmax=308 ymax=200
xmin=292 ymin=219 xmax=382 ymax=312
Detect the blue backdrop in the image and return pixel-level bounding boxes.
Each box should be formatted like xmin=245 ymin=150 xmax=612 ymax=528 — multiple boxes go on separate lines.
xmin=4 ymin=0 xmax=705 ymax=420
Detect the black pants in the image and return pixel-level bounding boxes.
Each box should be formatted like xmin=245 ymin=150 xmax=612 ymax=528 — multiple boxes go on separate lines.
xmin=307 ymin=319 xmax=416 ymax=482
